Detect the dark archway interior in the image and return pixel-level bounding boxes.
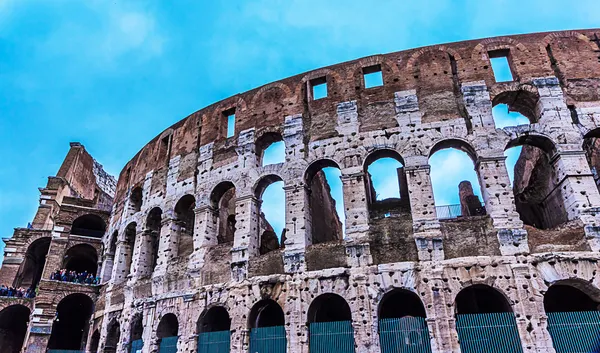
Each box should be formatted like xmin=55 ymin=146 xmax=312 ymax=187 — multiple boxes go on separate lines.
xmin=63 ymin=244 xmax=98 ymax=275
xmin=249 ymin=300 xmax=285 ymax=328
xmin=198 ymin=306 xmax=231 ymax=333
xmin=48 ymin=294 xmax=94 ymax=350
xmin=306 ymin=160 xmax=343 ymax=244
xmin=157 ymin=313 xmax=179 ymax=339
xmin=492 ymin=90 xmax=539 ymax=123
xmin=211 ymin=182 xmax=236 ymax=244
xmin=105 ymin=320 xmax=120 ymax=352
xmin=130 ymin=187 xmax=143 ymax=213
xmin=146 ymin=208 xmax=162 ymax=272
xmin=131 ymin=314 xmax=144 ymax=341
xmin=0 ymin=305 xmax=30 ymax=353
xmin=14 ymin=237 xmax=50 ymax=289
xmin=307 ymin=293 xmax=352 ymax=323
xmin=455 ymin=285 xmax=512 ymax=314
xmin=70 ymin=214 xmax=106 ymax=238
xmin=109 ymin=231 xmax=118 ymax=254
xmin=175 ymin=195 xmax=196 ymax=258
xmin=90 ymin=330 xmax=100 ymax=353
xmin=379 ymin=290 xmax=427 ymax=319
xmin=544 ymin=284 xmax=600 ymax=312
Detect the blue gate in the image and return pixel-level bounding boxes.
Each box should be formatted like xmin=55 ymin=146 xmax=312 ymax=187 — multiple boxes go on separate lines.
xmin=130 ymin=338 xmax=144 ymax=353
xmin=547 ymin=311 xmax=600 ymax=352
xmin=309 ymin=321 xmax=355 ymax=353
xmin=249 ymin=325 xmax=287 ymax=353
xmin=159 ymin=336 xmax=179 ymax=353
xmin=379 ymin=317 xmax=432 ymax=353
xmin=456 ymin=313 xmax=523 ymax=353
xmin=198 ymin=330 xmax=230 ymax=353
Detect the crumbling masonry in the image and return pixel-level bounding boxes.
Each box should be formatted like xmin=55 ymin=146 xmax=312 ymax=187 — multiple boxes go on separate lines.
xmin=3 ymin=29 xmax=600 ymax=353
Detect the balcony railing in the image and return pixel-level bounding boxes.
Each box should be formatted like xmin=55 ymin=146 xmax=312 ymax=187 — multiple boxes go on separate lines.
xmin=436 ymin=203 xmax=486 ymax=220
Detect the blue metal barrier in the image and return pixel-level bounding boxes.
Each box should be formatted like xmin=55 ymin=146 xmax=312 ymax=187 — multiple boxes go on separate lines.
xmin=47 ymin=351 xmax=85 ymax=353
xmin=547 ymin=311 xmax=600 ymax=352
xmin=130 ymin=338 xmax=144 ymax=353
xmin=249 ymin=326 xmax=286 ymax=353
xmin=379 ymin=317 xmax=432 ymax=353
xmin=456 ymin=312 xmax=523 ymax=353
xmin=309 ymin=321 xmax=354 ymax=353
xmin=198 ymin=330 xmax=230 ymax=353
xmin=159 ymin=336 xmax=178 ymax=353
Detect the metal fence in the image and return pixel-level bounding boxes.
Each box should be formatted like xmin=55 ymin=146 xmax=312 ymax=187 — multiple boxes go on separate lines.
xmin=379 ymin=317 xmax=432 ymax=353
xmin=436 ymin=203 xmax=486 ymax=220
xmin=159 ymin=336 xmax=179 ymax=353
xmin=198 ymin=330 xmax=231 ymax=353
xmin=47 ymin=351 xmax=85 ymax=353
xmin=130 ymin=339 xmax=144 ymax=353
xmin=249 ymin=325 xmax=287 ymax=353
xmin=309 ymin=320 xmax=355 ymax=353
xmin=547 ymin=311 xmax=600 ymax=352
xmin=456 ymin=312 xmax=523 ymax=353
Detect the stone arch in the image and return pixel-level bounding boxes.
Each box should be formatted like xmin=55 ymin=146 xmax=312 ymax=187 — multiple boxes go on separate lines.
xmin=141 ymin=207 xmax=162 ymax=275
xmin=363 ymin=148 xmax=410 ymax=216
xmin=491 ymin=86 xmax=540 ymax=123
xmin=504 ymin=131 xmax=557 ymax=155
xmin=13 ymin=236 xmax=50 ymax=289
xmin=48 ymin=293 xmax=94 ymax=350
xmin=307 ymin=293 xmax=355 ymax=353
xmin=197 ymin=305 xmax=231 ymax=333
xmin=471 ymin=37 xmax=530 ymax=61
xmin=174 ymin=194 xmax=196 ymax=259
xmin=428 ymin=138 xmax=478 ymax=163
xmin=250 ymin=82 xmax=293 ymax=106
xmin=70 ymin=214 xmax=106 ymax=238
xmin=378 ymin=288 xmax=427 ymax=319
xmin=296 ymin=68 xmax=344 ymax=100
xmin=62 ymin=243 xmax=98 ymax=275
xmin=0 ymin=304 xmax=30 ymax=353
xmin=352 ymin=55 xmax=401 ymax=88
xmin=254 ymin=174 xmax=285 ymax=255
xmin=256 ymin=131 xmax=285 ymax=166
xmin=129 ymin=186 xmax=143 ymax=213
xmin=105 ymin=317 xmax=121 ymax=353
xmin=307 ymin=293 xmax=352 ymax=323
xmin=541 ymin=30 xmax=597 ymax=53
xmin=544 ymin=279 xmax=600 ymax=313
xmin=210 ymin=181 xmax=237 ymax=244
xmin=248 ymin=299 xmax=285 ymax=329
xmin=108 ymin=230 xmax=118 ymax=254
xmin=405 ymin=45 xmax=462 ymax=71
xmin=454 ymin=284 xmax=513 ymax=314
xmin=89 ymin=329 xmax=100 ymax=353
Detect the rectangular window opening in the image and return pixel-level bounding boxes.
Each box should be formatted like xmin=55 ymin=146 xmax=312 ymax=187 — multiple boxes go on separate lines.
xmin=158 ymin=135 xmax=172 ymax=163
xmin=310 ymin=77 xmax=328 ymax=100
xmin=489 ymin=50 xmax=514 ymax=82
xmin=363 ymin=65 xmax=383 ymax=88
xmin=224 ymin=108 xmax=236 ymax=138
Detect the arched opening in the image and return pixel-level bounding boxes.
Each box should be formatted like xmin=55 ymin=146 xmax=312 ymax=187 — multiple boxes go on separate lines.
xmin=14 ymin=236 xmax=50 ymax=289
xmin=130 ymin=314 xmax=144 ymax=353
xmin=119 ymin=222 xmax=137 ymax=279
xmin=492 ymin=90 xmax=539 ymax=124
xmin=70 ymin=214 xmax=106 ymax=238
xmin=248 ymin=299 xmax=286 ymax=353
xmin=62 ymin=244 xmax=98 ymax=276
xmin=305 ymin=160 xmax=344 ymax=245
xmin=307 ymin=293 xmax=354 ymax=353
xmin=174 ymin=195 xmax=196 ymax=259
xmin=90 ymin=330 xmax=100 ymax=353
xmin=583 ymin=128 xmax=600 ymax=192
xmin=364 ymin=150 xmax=409 ymax=218
xmin=130 ymin=187 xmax=143 ymax=213
xmin=257 ymin=132 xmax=285 ymax=166
xmin=109 ymin=231 xmax=118 ymax=255
xmin=197 ymin=306 xmax=231 ymax=353
xmin=255 ymin=175 xmax=285 ymax=255
xmin=378 ymin=290 xmax=432 ymax=353
xmin=492 ymin=103 xmax=531 ymax=129
xmin=211 ymin=182 xmax=236 ymax=244
xmin=105 ymin=319 xmax=121 ymax=353
xmin=455 ymin=285 xmax=522 ymax=352
xmin=143 ymin=207 xmax=162 ymax=276
xmin=504 ymin=136 xmax=567 ymax=230
xmin=429 ymin=142 xmax=484 ymax=219
xmin=48 ymin=293 xmax=94 ymax=350
xmin=0 ymin=304 xmax=30 ymax=353
xmin=544 ymin=282 xmax=600 ymax=352
xmin=157 ymin=313 xmax=179 ymax=352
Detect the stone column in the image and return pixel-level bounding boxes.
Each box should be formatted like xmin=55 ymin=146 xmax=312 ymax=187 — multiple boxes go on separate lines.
xmin=404 ymin=156 xmax=443 ymax=261
xmin=282 ymin=183 xmax=309 ymax=273
xmin=129 ymin=230 xmax=146 ymax=281
xmin=476 ymin=156 xmax=528 ymax=255
xmin=100 ymin=253 xmax=115 ymax=283
xmin=231 ymin=195 xmax=260 ymax=281
xmin=188 ymin=205 xmax=218 ymax=274
xmin=141 ymin=303 xmax=156 ymax=353
xmin=425 ymin=267 xmax=453 ymax=353
xmin=340 ymin=170 xmax=372 ymax=267
xmin=461 ymin=80 xmax=495 ymax=129
xmin=112 ymin=240 xmax=133 ymax=284
xmin=153 ymin=216 xmax=176 ymax=277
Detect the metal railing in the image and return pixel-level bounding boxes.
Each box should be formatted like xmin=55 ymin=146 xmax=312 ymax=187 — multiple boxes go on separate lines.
xmin=547 ymin=311 xmax=600 ymax=352
xmin=379 ymin=317 xmax=432 ymax=353
xmin=456 ymin=312 xmax=523 ymax=353
xmin=309 ymin=321 xmax=355 ymax=353
xmin=435 ymin=203 xmax=486 ymax=220
xmin=198 ymin=330 xmax=230 ymax=353
xmin=249 ymin=326 xmax=287 ymax=353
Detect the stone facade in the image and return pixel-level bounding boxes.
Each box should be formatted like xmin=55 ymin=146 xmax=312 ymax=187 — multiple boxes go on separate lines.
xmin=2 ymin=29 xmax=600 ymax=353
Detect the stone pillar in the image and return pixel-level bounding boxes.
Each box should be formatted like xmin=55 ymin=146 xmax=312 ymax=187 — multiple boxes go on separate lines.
xmin=425 ymin=268 xmax=453 ymax=353
xmin=100 ymin=253 xmax=115 ymax=283
xmin=551 ymin=150 xmax=600 ymax=250
xmin=188 ymin=205 xmax=218 ymax=274
xmin=461 ymin=80 xmax=495 ymax=129
xmin=23 ymin=326 xmax=52 ymax=353
xmin=141 ymin=303 xmax=155 ymax=353
xmin=129 ymin=230 xmax=146 ymax=281
xmin=340 ymin=170 xmax=372 ymax=267
xmin=282 ymin=183 xmax=309 ymax=273
xmin=404 ymin=156 xmax=443 ymax=261
xmin=112 ymin=240 xmax=133 ymax=284
xmin=153 ymin=216 xmax=176 ymax=276
xmin=351 ymin=274 xmax=376 ymax=353
xmin=476 ymin=156 xmax=529 ymax=255
xmin=231 ymin=195 xmax=259 ymax=281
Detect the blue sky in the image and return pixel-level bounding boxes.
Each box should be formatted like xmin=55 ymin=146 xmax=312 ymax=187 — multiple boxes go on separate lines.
xmin=1 ymin=1 xmax=598 ymax=255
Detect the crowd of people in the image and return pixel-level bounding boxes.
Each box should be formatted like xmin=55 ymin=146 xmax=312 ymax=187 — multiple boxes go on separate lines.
xmin=0 ymin=285 xmax=35 ymax=298
xmin=50 ymin=269 xmax=99 ymax=285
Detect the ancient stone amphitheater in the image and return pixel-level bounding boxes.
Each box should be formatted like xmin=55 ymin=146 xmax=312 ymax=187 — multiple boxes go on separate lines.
xmin=2 ymin=29 xmax=600 ymax=353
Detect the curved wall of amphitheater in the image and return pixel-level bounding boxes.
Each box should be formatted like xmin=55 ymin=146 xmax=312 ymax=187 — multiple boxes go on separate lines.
xmin=97 ymin=29 xmax=600 ymax=353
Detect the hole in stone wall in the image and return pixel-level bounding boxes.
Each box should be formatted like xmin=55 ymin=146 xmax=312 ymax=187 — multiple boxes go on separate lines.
xmin=131 ymin=314 xmax=144 ymax=342
xmin=583 ymin=128 xmax=600 ymax=191
xmin=492 ymin=104 xmax=530 ymax=129
xmin=256 ymin=132 xmax=285 ymax=166
xmin=130 ymin=187 xmax=143 ymax=213
xmin=455 ymin=284 xmax=512 ymax=314
xmin=157 ymin=313 xmax=179 ymax=339
xmin=105 ymin=319 xmax=120 ymax=353
xmin=364 ymin=150 xmax=408 ymax=218
xmin=378 ymin=289 xmax=427 ymax=319
xmin=305 ymin=160 xmax=345 ymax=244
xmin=224 ymin=108 xmax=236 ymax=138
xmin=197 ymin=306 xmax=231 ymax=333
xmin=544 ymin=284 xmax=600 ymax=312
xmin=174 ymin=194 xmax=196 ymax=259
xmin=363 ymin=64 xmax=384 ymax=88
xmin=0 ymin=305 xmax=30 ymax=353
xmin=211 ymin=182 xmax=236 ymax=244
xmin=70 ymin=214 xmax=106 ymax=238
xmin=249 ymin=299 xmax=285 ymax=328
xmin=119 ymin=222 xmax=137 ymax=278
xmin=310 ymin=77 xmax=328 ymax=100
xmin=48 ymin=293 xmax=94 ymax=350
xmin=492 ymin=90 xmax=539 ymax=123
xmin=489 ymin=50 xmax=514 ymax=82
xmin=307 ymin=293 xmax=352 ymax=323
xmin=158 ymin=134 xmax=172 ymax=164
xmin=62 ymin=244 xmax=98 ymax=275
xmin=145 ymin=208 xmax=162 ymax=273
xmin=255 ymin=176 xmax=285 ymax=255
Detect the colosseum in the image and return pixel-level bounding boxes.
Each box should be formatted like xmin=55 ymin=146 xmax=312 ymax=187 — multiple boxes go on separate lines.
xmin=2 ymin=28 xmax=600 ymax=353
